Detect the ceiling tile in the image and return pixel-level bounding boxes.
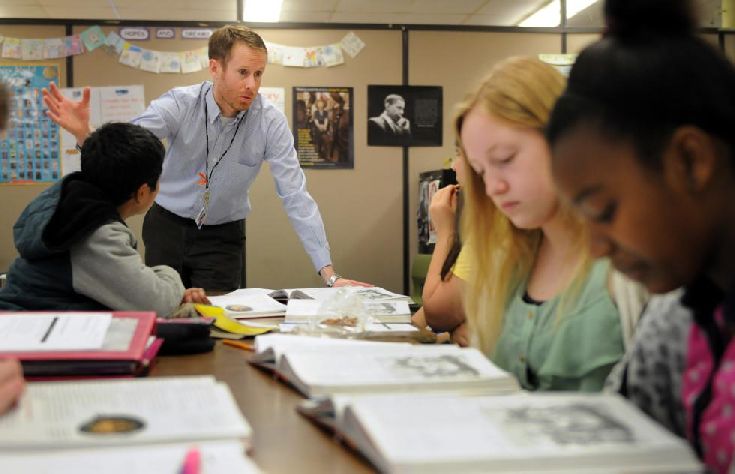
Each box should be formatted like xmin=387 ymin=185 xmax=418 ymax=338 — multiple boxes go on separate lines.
xmin=279 ymin=11 xmax=333 ymax=23
xmin=281 ymin=0 xmax=339 ymax=13
xmin=114 ymin=6 xmax=236 ymax=21
xmin=330 ymin=11 xmax=467 ymax=24
xmin=335 ymin=0 xmax=416 ymax=14
xmin=40 ymin=6 xmax=116 ymax=19
xmin=0 ymin=5 xmax=47 ymax=17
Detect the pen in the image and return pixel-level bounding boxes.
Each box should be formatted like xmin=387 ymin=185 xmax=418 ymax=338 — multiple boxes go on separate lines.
xmin=180 ymin=446 xmax=201 ymax=474
xmin=40 ymin=316 xmax=58 ymax=343
xmin=222 ymin=339 xmax=254 ymax=352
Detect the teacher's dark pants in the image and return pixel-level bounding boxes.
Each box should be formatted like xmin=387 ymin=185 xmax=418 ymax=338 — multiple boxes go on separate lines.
xmin=143 ymin=203 xmax=244 ymax=292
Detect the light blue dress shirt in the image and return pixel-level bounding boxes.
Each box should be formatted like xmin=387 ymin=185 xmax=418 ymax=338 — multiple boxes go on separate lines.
xmin=131 ymin=81 xmax=331 ymax=272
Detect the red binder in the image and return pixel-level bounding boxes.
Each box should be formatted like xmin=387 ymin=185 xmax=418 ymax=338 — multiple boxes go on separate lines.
xmin=0 ymin=311 xmax=157 ymax=378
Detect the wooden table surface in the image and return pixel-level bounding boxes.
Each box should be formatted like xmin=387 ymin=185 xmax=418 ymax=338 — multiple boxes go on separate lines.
xmin=150 ymin=342 xmax=375 ymax=474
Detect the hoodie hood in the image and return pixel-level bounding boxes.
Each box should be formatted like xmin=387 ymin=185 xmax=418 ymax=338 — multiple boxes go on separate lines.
xmin=14 ymin=172 xmax=122 ymax=259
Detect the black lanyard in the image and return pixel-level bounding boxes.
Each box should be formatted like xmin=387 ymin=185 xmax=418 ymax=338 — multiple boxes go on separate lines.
xmin=202 ymin=85 xmax=245 ymax=190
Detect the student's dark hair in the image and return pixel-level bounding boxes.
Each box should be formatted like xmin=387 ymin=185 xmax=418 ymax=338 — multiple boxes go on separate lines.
xmin=547 ymin=0 xmax=735 ymax=168
xmin=440 ymin=190 xmax=463 ymax=281
xmin=80 ymin=122 xmax=164 ymax=206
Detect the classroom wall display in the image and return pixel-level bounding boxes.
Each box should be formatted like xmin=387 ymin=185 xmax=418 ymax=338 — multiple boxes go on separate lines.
xmin=0 ymin=28 xmax=366 ymax=73
xmin=367 ymin=85 xmax=442 ymax=147
xmin=260 ymin=87 xmax=285 ymax=115
xmin=293 ymin=86 xmax=354 ymax=169
xmin=0 ymin=64 xmax=60 ymax=184
xmin=59 ymin=85 xmax=145 ymax=175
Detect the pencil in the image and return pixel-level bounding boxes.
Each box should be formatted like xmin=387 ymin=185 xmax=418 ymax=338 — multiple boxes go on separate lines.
xmin=222 ymin=339 xmax=254 ymax=352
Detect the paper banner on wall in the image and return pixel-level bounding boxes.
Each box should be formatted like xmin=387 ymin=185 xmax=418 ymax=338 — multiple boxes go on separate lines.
xmin=119 ymin=44 xmax=142 ymax=68
xmin=283 ymin=47 xmax=306 ymax=67
xmin=104 ymin=31 xmax=125 ymax=55
xmin=319 ymin=44 xmax=344 ymax=67
xmin=197 ymin=47 xmax=209 ymax=69
xmin=80 ymin=25 xmax=106 ymax=52
xmin=139 ymin=49 xmax=161 ymax=73
xmin=59 ymin=85 xmax=145 ymax=175
xmin=181 ymin=50 xmax=203 ymax=73
xmin=340 ymin=32 xmax=365 ymax=58
xmin=43 ymin=38 xmax=66 ymax=59
xmin=159 ymin=52 xmax=182 ymax=73
xmin=1 ymin=26 xmax=364 ymax=73
xmin=21 ymin=39 xmax=44 ymax=61
xmin=64 ymin=35 xmax=85 ymax=56
xmin=2 ymin=38 xmax=22 ymax=59
xmin=260 ymin=87 xmax=285 ymax=114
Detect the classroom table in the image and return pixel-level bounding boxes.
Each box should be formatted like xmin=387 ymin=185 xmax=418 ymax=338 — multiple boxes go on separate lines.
xmin=150 ymin=341 xmax=375 ymax=474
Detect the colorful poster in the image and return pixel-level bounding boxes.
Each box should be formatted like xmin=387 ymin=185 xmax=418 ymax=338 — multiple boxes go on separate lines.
xmin=292 ymin=86 xmax=353 ymax=169
xmin=0 ymin=64 xmax=61 ymax=184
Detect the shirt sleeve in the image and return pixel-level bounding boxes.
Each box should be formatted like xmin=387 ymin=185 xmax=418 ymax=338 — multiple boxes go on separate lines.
xmin=70 ymin=221 xmax=185 ymax=317
xmin=263 ymin=111 xmax=332 ymax=272
xmin=130 ymin=88 xmax=188 ymax=142
xmin=451 ymin=241 xmax=472 ymax=281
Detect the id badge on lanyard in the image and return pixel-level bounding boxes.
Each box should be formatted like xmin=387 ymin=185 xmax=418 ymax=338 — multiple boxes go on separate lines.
xmin=195 ymin=187 xmax=210 ymax=229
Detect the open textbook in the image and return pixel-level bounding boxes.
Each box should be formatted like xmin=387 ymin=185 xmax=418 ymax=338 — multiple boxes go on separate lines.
xmin=0 ymin=376 xmax=258 ymax=473
xmin=252 ymin=334 xmax=518 ymax=398
xmin=208 ymin=286 xmax=412 ymax=320
xmin=304 ymin=392 xmax=701 ymax=473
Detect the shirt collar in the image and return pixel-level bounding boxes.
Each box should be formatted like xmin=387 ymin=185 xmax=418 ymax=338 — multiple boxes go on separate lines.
xmin=204 ymin=82 xmax=252 ymax=124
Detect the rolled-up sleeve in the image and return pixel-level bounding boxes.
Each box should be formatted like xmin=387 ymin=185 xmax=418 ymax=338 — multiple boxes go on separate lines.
xmin=264 ymin=114 xmax=331 ymax=272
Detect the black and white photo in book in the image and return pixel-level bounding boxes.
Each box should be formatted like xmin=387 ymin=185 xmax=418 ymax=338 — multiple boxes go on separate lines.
xmin=292 ymin=86 xmax=354 ymax=169
xmin=367 ymin=85 xmax=442 ymax=147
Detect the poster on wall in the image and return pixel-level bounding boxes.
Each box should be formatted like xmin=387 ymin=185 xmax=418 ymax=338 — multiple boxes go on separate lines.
xmin=367 ymin=85 xmax=442 ymax=147
xmin=259 ymin=86 xmax=285 ymax=114
xmin=0 ymin=64 xmax=60 ymax=184
xmin=292 ymin=86 xmax=353 ymax=169
xmin=59 ymin=85 xmax=145 ymax=175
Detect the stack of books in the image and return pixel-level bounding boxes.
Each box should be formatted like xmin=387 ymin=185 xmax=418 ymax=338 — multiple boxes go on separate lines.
xmin=0 ymin=376 xmax=260 ymax=473
xmin=0 ymin=311 xmax=160 ymax=378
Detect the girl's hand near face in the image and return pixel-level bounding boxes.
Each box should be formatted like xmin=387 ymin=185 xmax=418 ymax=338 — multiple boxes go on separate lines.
xmin=429 ymin=185 xmax=459 ymax=238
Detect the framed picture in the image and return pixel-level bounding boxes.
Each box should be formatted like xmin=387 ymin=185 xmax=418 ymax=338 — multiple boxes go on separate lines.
xmin=293 ymin=86 xmax=354 ymax=169
xmin=367 ymin=85 xmax=442 ymax=147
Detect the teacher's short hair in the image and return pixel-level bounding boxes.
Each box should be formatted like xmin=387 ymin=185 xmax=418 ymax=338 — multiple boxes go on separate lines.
xmin=209 ymin=24 xmax=267 ymax=65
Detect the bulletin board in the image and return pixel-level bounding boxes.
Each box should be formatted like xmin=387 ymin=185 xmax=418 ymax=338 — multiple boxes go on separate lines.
xmin=0 ymin=64 xmax=61 ymax=184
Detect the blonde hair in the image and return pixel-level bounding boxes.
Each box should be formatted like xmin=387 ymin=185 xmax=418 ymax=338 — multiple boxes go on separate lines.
xmin=456 ymin=56 xmax=591 ymax=356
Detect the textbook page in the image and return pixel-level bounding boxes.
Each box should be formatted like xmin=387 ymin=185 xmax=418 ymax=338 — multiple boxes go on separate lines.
xmin=285 ymin=299 xmax=411 ymax=324
xmin=0 ymin=440 xmax=261 ymax=474
xmin=278 ymin=345 xmax=518 ymax=397
xmin=0 ymin=376 xmax=251 ymax=449
xmin=341 ymin=393 xmax=701 ymax=473
xmin=252 ymin=334 xmax=410 ymax=364
xmin=0 ymin=312 xmax=111 ymax=351
xmin=208 ymin=288 xmax=286 ymax=318
xmin=292 ymin=287 xmax=412 ymax=302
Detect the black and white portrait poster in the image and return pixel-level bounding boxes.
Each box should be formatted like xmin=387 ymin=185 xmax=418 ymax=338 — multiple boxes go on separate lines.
xmin=293 ymin=86 xmax=354 ymax=169
xmin=367 ymin=85 xmax=442 ymax=147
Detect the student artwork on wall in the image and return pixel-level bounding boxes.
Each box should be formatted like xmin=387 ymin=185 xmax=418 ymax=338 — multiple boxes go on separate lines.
xmin=367 ymin=85 xmax=442 ymax=147
xmin=293 ymin=86 xmax=354 ymax=169
xmin=0 ymin=64 xmax=60 ymax=184
xmin=59 ymin=85 xmax=145 ymax=176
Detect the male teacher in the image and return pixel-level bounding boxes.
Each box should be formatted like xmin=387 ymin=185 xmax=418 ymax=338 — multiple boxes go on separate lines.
xmin=43 ymin=25 xmax=366 ymax=291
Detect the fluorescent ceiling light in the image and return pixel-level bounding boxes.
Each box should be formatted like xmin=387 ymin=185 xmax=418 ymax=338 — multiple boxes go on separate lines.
xmin=243 ymin=0 xmax=283 ymax=22
xmin=519 ymin=0 xmax=598 ymax=27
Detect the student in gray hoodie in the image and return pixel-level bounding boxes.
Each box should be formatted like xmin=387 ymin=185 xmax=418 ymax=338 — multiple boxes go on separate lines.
xmin=0 ymin=122 xmax=208 ymax=316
